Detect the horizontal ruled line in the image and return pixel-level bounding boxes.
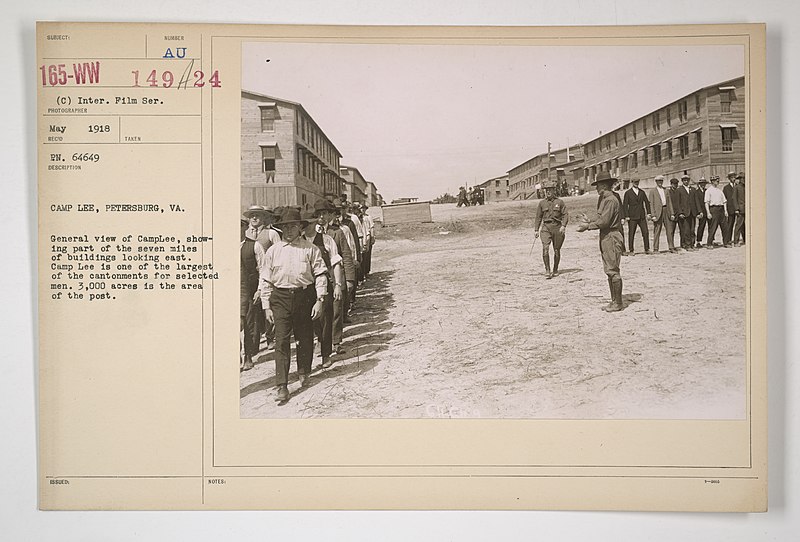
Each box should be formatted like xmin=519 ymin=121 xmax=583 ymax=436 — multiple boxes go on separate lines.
xmin=42 ymin=142 xmax=200 ymax=145
xmin=43 ymin=114 xmax=201 ymax=117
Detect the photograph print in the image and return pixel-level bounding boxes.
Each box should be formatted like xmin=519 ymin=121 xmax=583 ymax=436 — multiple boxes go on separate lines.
xmin=237 ymin=39 xmax=748 ymax=421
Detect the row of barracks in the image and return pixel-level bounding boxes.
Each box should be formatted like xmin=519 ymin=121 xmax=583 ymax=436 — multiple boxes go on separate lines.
xmin=241 ymin=90 xmax=383 ymax=213
xmin=502 ymin=75 xmax=746 ymax=200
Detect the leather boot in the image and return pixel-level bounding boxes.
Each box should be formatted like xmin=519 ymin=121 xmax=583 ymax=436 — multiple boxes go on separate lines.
xmin=543 ymin=252 xmax=552 ymax=278
xmin=603 ymin=277 xmax=615 ymax=311
xmin=552 ymin=251 xmax=560 ymax=277
xmin=604 ymin=278 xmax=624 ymax=312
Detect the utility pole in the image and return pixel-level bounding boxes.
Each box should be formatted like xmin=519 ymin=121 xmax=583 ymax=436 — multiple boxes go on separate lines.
xmin=546 ymin=141 xmax=552 ymax=192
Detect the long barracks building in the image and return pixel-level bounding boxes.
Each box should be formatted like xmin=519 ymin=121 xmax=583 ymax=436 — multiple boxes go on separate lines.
xmin=581 ymin=76 xmax=745 ymax=189
xmin=509 ymin=145 xmax=585 ymax=200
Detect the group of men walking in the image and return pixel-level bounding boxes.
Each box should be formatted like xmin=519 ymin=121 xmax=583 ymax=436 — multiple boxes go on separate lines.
xmin=536 ymin=170 xmax=747 ymax=313
xmin=240 ymin=195 xmax=376 ymax=403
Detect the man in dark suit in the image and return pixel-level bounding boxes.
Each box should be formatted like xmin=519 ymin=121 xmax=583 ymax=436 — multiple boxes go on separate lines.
xmin=679 ymin=174 xmax=697 ymax=250
xmin=692 ymin=177 xmax=709 ymax=247
xmin=648 ymin=175 xmax=676 ymax=253
xmin=622 ymin=179 xmax=652 ymax=255
xmin=669 ymin=177 xmax=690 ymax=251
xmin=733 ymin=173 xmax=746 ymax=246
xmin=722 ymin=171 xmax=737 ymax=247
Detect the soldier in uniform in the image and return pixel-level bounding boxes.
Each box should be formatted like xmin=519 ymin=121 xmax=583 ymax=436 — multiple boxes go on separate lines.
xmin=533 ymin=185 xmax=569 ymax=279
xmin=576 ymin=171 xmax=625 ymax=312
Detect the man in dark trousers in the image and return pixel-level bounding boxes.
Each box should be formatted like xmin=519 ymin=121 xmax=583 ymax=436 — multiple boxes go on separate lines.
xmin=680 ymin=174 xmax=699 ymax=250
xmin=733 ymin=173 xmax=746 ymax=246
xmin=622 ymin=179 xmax=652 ymax=255
xmin=648 ymin=175 xmax=677 ymax=253
xmin=315 ymin=198 xmax=355 ymax=355
xmin=723 ymin=171 xmax=737 ymax=247
xmin=533 ymin=185 xmax=569 ymax=278
xmin=576 ymin=172 xmax=625 ymax=312
xmin=260 ymin=208 xmax=329 ymax=403
xmin=692 ymin=177 xmax=709 ymax=247
xmin=669 ymin=177 xmax=691 ymax=251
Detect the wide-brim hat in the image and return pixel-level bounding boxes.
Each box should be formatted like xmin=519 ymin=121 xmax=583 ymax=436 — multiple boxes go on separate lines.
xmin=243 ymin=205 xmax=274 ymax=219
xmin=273 ymin=208 xmax=310 ymax=228
xmin=313 ymin=198 xmax=337 ymax=213
xmin=591 ymin=171 xmax=617 ymax=186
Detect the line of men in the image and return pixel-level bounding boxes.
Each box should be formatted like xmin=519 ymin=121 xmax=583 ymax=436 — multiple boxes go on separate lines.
xmin=240 ymin=195 xmax=376 ymax=403
xmin=538 ymin=170 xmax=747 ymax=313
xmin=623 ymin=170 xmax=746 ymax=254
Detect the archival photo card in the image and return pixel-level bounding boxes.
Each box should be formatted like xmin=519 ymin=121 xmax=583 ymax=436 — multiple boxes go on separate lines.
xmin=38 ymin=22 xmax=766 ymax=511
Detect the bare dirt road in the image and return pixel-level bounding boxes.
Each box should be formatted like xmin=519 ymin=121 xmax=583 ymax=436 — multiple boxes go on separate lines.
xmin=240 ymin=197 xmax=746 ymax=419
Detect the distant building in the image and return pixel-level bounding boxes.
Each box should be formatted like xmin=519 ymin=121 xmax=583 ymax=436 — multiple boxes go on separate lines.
xmin=241 ymin=90 xmax=345 ymax=212
xmin=581 ymin=76 xmax=746 ymax=189
xmin=390 ymin=197 xmax=419 ymax=204
xmin=475 ymin=174 xmax=511 ymax=203
xmin=339 ymin=166 xmax=368 ymax=205
xmin=508 ymin=145 xmax=585 ymax=200
xmin=365 ymin=181 xmax=378 ymax=208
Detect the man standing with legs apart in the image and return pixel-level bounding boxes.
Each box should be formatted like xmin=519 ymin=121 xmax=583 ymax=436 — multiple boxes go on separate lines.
xmin=622 ymin=179 xmax=651 ymax=255
xmin=648 ymin=175 xmax=676 ymax=254
xmin=260 ymin=208 xmax=329 ymax=403
xmin=733 ymin=173 xmax=746 ymax=246
xmin=704 ymin=175 xmax=729 ymax=248
xmin=576 ymin=172 xmax=625 ymax=312
xmin=533 ymin=185 xmax=569 ymax=279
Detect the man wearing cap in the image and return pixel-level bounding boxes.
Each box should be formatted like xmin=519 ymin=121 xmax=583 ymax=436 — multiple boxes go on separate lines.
xmin=692 ymin=177 xmax=709 ymax=247
xmin=533 ymin=185 xmax=569 ymax=278
xmin=576 ymin=172 xmax=625 ymax=312
xmin=722 ymin=172 xmax=737 ymax=247
xmin=704 ymin=175 xmax=729 ymax=247
xmin=648 ymin=175 xmax=677 ymax=253
xmin=302 ymin=210 xmax=344 ymax=370
xmin=260 ymin=208 xmax=329 ymax=402
xmin=668 ymin=177 xmax=689 ymax=251
xmin=622 ymin=179 xmax=651 ymax=255
xmin=733 ymin=173 xmax=746 ymax=246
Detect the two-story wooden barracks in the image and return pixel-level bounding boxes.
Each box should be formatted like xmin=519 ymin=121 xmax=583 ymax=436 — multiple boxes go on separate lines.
xmin=507 ymin=76 xmax=745 ymax=198
xmin=580 ymin=76 xmax=745 ymax=190
xmin=241 ymin=90 xmax=382 ymax=212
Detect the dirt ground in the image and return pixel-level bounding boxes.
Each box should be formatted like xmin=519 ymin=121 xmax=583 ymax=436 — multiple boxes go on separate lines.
xmin=240 ymin=197 xmax=746 ymax=419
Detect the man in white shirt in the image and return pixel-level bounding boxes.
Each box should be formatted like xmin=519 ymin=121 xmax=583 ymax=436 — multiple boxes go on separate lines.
xmin=704 ymin=175 xmax=729 ymax=248
xmin=260 ymin=208 xmax=329 ymax=402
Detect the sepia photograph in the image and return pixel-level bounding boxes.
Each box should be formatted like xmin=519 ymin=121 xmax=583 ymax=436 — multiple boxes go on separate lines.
xmin=238 ymin=40 xmax=748 ymax=420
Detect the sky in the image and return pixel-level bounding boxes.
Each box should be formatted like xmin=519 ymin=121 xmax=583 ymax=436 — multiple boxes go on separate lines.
xmin=242 ymin=42 xmax=744 ymax=201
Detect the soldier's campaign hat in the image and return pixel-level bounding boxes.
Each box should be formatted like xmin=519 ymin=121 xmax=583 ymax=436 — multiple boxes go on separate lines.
xmin=313 ymin=198 xmax=338 ymax=213
xmin=273 ymin=208 xmax=310 ymax=228
xmin=654 ymin=175 xmax=665 ymax=182
xmin=591 ymin=171 xmax=617 ymax=186
xmin=697 ymin=176 xmax=708 ymax=184
xmin=243 ymin=205 xmax=274 ymax=219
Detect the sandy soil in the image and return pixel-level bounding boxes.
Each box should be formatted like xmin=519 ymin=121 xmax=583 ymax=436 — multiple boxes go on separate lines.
xmin=240 ymin=197 xmax=746 ymax=419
